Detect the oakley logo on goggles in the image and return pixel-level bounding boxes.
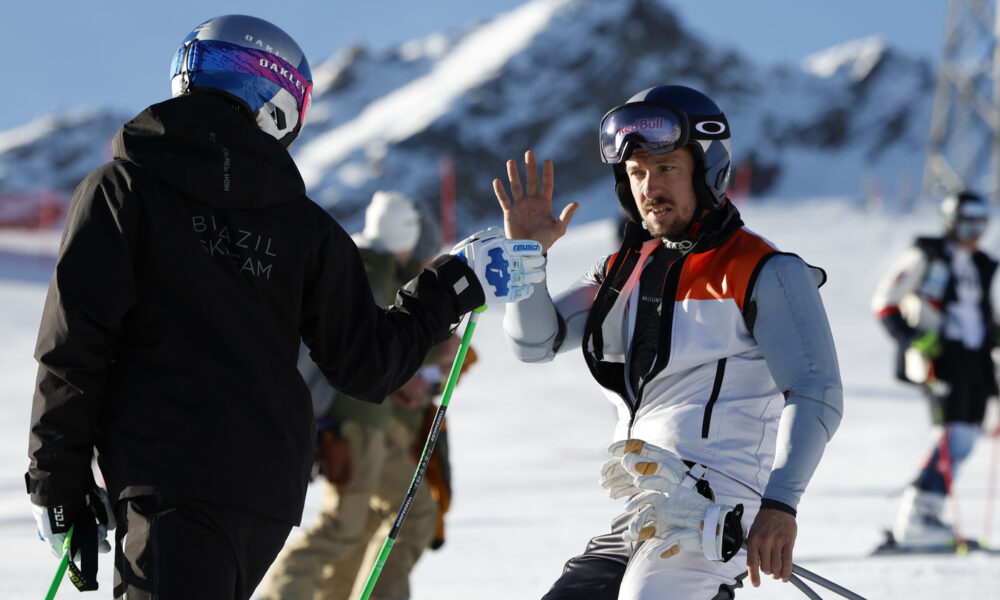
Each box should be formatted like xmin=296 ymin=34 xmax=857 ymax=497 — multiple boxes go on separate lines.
xmin=173 ymin=39 xmax=313 ymax=127
xmin=600 ymin=102 xmax=688 ymax=165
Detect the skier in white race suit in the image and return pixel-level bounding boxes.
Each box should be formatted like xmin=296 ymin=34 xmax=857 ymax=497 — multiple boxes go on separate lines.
xmin=871 ymin=190 xmax=998 ymax=549
xmin=495 ymin=85 xmax=843 ymax=599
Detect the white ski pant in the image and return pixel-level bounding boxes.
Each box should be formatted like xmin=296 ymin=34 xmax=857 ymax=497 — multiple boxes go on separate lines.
xmin=543 ymin=468 xmax=758 ymax=600
xmin=618 ymin=469 xmax=759 ymax=600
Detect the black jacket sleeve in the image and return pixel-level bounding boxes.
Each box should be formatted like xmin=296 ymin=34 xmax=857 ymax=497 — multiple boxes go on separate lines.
xmin=28 ymin=168 xmax=139 ymax=505
xmin=299 ymin=227 xmax=483 ymax=405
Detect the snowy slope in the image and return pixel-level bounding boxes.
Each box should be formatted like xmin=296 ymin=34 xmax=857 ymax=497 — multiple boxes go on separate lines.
xmin=2 ymin=197 xmax=999 ymax=598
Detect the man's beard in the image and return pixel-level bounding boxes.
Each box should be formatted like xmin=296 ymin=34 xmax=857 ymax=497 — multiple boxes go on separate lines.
xmin=642 ymin=202 xmax=693 ymax=240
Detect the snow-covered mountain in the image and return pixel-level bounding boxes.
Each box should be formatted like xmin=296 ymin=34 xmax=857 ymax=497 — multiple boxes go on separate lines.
xmin=0 ymin=0 xmax=937 ymax=233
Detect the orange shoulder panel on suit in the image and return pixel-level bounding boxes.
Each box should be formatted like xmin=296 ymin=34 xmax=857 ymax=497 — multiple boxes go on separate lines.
xmin=676 ymin=229 xmax=777 ymax=311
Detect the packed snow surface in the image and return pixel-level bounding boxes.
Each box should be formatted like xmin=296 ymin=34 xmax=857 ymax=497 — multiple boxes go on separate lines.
xmin=2 ymin=198 xmax=999 ymax=598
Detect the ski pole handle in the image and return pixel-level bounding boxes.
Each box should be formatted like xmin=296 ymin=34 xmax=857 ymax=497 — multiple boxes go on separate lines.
xmin=45 ymin=525 xmax=74 ymax=600
xmin=357 ymin=306 xmax=485 ymax=600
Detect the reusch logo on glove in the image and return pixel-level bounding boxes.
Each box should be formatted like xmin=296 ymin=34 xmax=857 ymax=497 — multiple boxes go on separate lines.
xmin=512 ymin=242 xmax=541 ymax=253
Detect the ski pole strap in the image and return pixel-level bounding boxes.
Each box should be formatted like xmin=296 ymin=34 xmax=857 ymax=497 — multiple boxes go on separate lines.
xmin=682 ymin=463 xmax=707 ymax=490
xmin=66 ymin=508 xmax=99 ymax=591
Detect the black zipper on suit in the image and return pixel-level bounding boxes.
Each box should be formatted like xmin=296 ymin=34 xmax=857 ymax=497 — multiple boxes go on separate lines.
xmin=701 ymin=358 xmax=727 ymax=438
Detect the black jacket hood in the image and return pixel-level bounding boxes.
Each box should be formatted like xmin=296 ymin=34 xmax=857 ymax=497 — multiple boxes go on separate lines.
xmin=111 ymin=93 xmax=305 ymax=210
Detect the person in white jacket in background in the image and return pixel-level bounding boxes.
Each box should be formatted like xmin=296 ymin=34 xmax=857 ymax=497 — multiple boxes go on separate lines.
xmin=871 ymin=190 xmax=998 ymax=549
xmin=494 ymin=84 xmax=843 ymax=600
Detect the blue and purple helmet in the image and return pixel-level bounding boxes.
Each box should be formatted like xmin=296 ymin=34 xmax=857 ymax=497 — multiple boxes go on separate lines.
xmin=170 ymin=15 xmax=312 ymax=146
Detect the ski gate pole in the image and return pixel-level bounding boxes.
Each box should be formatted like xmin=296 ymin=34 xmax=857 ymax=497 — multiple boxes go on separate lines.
xmin=357 ymin=305 xmax=486 ymax=600
xmin=45 ymin=525 xmax=74 ymax=600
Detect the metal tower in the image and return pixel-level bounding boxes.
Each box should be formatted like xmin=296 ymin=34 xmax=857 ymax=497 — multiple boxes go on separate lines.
xmin=921 ymin=0 xmax=1000 ymax=204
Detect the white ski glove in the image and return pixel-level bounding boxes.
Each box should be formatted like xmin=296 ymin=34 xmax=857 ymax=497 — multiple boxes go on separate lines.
xmin=450 ymin=226 xmax=544 ymax=303
xmin=611 ymin=440 xmax=744 ymax=562
xmin=32 ymin=486 xmax=116 ymax=558
xmin=600 ymin=439 xmax=690 ymax=499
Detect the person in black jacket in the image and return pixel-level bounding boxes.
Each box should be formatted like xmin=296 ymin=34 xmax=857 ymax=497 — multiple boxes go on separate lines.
xmin=871 ymin=190 xmax=998 ymax=548
xmin=26 ymin=15 xmax=540 ymax=598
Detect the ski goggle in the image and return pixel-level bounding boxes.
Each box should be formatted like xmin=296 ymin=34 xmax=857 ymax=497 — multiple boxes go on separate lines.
xmin=172 ymin=39 xmax=313 ymax=126
xmin=599 ymin=102 xmax=689 ymax=165
xmin=955 ymin=216 xmax=988 ymax=240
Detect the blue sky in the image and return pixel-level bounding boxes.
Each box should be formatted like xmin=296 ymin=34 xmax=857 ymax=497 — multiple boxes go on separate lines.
xmin=1 ymin=0 xmax=947 ymax=132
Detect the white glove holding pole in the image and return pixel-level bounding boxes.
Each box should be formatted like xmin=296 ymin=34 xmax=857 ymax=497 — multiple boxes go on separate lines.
xmin=450 ymin=226 xmax=544 ymax=303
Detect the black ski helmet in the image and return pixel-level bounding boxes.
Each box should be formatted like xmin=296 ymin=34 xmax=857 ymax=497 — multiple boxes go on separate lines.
xmin=940 ymin=190 xmax=989 ymax=240
xmin=600 ymin=85 xmax=732 ymax=224
xmin=170 ymin=15 xmax=313 ymax=146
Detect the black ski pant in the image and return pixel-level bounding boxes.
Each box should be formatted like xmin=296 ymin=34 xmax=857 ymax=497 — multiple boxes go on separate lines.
xmin=113 ymin=495 xmax=292 ymax=599
xmin=927 ymin=341 xmax=995 ymax=424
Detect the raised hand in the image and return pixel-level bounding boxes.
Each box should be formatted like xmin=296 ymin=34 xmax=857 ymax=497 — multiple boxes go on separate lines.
xmin=493 ymin=150 xmax=578 ymax=253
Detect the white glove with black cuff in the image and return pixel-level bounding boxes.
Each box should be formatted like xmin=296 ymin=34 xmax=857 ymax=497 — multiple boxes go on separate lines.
xmin=450 ymin=226 xmax=544 ymax=303
xmin=607 ymin=439 xmax=744 ymax=562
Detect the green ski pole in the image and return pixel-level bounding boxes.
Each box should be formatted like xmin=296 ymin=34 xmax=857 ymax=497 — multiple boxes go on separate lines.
xmin=358 ymin=305 xmax=486 ymax=600
xmin=45 ymin=525 xmax=74 ymax=600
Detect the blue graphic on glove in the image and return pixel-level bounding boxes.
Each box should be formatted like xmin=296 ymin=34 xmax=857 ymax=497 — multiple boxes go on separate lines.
xmin=485 ymin=247 xmax=510 ymax=297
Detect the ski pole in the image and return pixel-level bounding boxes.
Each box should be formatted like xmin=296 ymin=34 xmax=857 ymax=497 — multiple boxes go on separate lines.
xmin=791 ymin=562 xmax=868 ymax=600
xmin=357 ymin=305 xmax=486 ymax=600
xmin=745 ymin=542 xmax=868 ymax=600
xmin=789 ymin=573 xmax=822 ymax=600
xmin=45 ymin=525 xmax=74 ymax=600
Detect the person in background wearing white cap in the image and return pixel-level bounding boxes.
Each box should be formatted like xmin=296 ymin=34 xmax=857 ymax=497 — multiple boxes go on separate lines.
xmin=260 ymin=190 xmax=446 ymax=600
